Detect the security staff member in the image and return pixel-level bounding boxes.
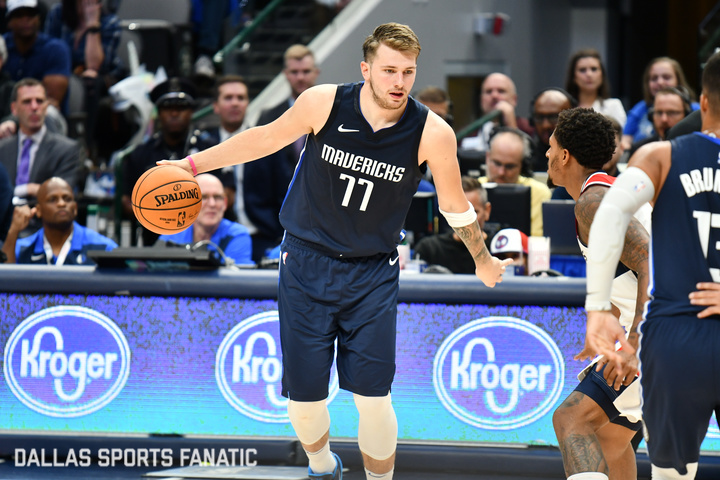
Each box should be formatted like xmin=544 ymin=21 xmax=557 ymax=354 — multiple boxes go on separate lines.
xmin=121 ymin=77 xmax=229 ymax=246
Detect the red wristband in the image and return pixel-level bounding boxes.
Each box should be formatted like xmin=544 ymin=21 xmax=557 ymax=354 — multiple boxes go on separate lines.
xmin=186 ymin=155 xmax=198 ymax=176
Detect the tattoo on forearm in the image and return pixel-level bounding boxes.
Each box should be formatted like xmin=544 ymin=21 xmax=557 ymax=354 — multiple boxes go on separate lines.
xmin=454 ymin=223 xmax=489 ymax=262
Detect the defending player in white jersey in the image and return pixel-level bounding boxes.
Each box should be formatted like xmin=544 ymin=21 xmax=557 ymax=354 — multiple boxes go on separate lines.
xmin=547 ymin=108 xmax=650 ymax=480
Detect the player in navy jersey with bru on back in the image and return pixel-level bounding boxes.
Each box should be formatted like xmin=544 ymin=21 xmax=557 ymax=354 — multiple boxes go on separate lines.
xmin=580 ymin=49 xmax=720 ymax=480
xmin=159 ymin=23 xmax=510 ymax=480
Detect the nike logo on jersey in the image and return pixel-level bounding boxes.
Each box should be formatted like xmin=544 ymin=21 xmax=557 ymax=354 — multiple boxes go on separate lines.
xmin=31 ymin=254 xmax=44 ymax=262
xmin=338 ymin=124 xmax=359 ymax=133
xmin=389 ymin=256 xmax=399 ymax=266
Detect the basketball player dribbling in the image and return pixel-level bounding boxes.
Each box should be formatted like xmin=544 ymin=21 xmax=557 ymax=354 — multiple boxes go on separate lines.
xmin=546 ymin=108 xmax=650 ymax=480
xmin=581 ymin=50 xmax=720 ymax=480
xmin=159 ymin=23 xmax=510 ymax=480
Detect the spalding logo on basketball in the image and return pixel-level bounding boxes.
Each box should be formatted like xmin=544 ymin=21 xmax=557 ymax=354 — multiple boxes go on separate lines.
xmin=131 ymin=165 xmax=202 ymax=235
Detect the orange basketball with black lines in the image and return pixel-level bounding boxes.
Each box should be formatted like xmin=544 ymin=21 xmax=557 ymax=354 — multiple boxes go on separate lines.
xmin=131 ymin=165 xmax=201 ymax=235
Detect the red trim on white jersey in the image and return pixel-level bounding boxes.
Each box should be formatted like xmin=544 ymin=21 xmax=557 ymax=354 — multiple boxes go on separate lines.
xmin=577 ymin=171 xmax=615 ymax=236
xmin=580 ymin=171 xmax=615 ymax=195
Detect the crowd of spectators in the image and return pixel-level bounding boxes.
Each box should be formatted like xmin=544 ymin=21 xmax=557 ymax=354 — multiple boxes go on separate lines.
xmin=0 ymin=2 xmax=708 ymax=274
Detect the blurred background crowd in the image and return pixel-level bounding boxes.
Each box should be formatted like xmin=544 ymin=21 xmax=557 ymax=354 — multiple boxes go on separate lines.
xmin=0 ymin=0 xmax=716 ymax=275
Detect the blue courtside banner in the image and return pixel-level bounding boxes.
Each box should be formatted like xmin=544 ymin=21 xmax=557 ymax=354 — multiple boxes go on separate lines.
xmin=1 ymin=293 xmax=718 ymax=450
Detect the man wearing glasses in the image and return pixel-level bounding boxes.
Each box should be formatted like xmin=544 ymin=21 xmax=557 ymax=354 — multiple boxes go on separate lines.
xmin=156 ymin=174 xmax=253 ymax=266
xmin=627 ymin=86 xmax=691 ymax=157
xmin=528 ymin=87 xmax=577 ymax=172
xmin=479 ymin=128 xmax=551 ymax=237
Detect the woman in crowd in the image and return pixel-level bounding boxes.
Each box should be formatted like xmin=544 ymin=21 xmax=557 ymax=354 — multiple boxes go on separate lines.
xmin=621 ymin=56 xmax=698 ymax=150
xmin=565 ymin=48 xmax=626 ymax=127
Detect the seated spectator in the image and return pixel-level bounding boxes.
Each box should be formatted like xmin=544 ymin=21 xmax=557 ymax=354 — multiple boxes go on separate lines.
xmin=1 ymin=176 xmax=116 ymax=264
xmin=156 ymin=174 xmax=253 ymax=266
xmin=44 ymin=0 xmax=123 ymax=160
xmin=414 ymin=176 xmax=492 ymax=274
xmin=3 ymin=0 xmax=71 ymax=115
xmin=490 ymin=228 xmax=529 ymax=276
xmin=460 ymin=73 xmax=534 ymax=152
xmin=479 ymin=128 xmax=551 ymax=237
xmin=45 ymin=0 xmax=121 ymax=81
xmin=627 ymin=86 xmax=692 ymax=157
xmin=565 ymin=48 xmax=626 ymax=127
xmin=0 ymin=78 xmax=81 ymax=203
xmin=529 ymin=87 xmax=576 ymax=172
xmin=622 ymin=56 xmax=698 ymax=150
xmin=415 ymin=85 xmax=453 ymax=127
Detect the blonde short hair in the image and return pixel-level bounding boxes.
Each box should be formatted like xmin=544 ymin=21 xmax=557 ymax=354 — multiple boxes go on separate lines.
xmin=362 ymin=23 xmax=420 ymax=63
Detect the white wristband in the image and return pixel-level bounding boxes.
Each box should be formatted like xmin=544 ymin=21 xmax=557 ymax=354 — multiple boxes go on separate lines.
xmin=440 ymin=201 xmax=476 ymax=228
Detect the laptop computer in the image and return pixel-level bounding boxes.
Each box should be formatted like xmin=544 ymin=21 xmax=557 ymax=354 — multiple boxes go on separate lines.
xmin=484 ymin=183 xmax=532 ymax=237
xmin=542 ymin=200 xmax=581 ymax=256
xmin=88 ymin=247 xmax=224 ymax=271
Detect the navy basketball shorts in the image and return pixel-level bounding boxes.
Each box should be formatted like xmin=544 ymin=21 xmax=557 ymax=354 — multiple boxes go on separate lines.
xmin=575 ymin=362 xmax=642 ymax=431
xmin=277 ymin=234 xmax=399 ymax=402
xmin=639 ymin=315 xmax=720 ymax=472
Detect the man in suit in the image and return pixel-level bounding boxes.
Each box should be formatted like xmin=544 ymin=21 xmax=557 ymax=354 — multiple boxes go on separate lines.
xmin=244 ymin=44 xmax=320 ymax=262
xmin=0 ymin=78 xmax=80 ymax=204
xmin=200 ymin=75 xmax=251 ymax=225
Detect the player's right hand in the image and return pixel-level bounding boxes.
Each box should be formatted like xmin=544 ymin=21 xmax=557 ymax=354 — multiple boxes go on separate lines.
xmin=476 ymin=256 xmax=513 ymax=287
xmin=596 ymin=349 xmax=638 ymax=390
xmin=575 ymin=311 xmax=634 ymax=371
xmin=156 ymin=158 xmax=194 ymax=176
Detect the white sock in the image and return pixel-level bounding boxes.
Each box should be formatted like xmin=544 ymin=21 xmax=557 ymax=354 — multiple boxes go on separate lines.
xmin=568 ymin=473 xmax=608 ymax=480
xmin=365 ymin=467 xmax=394 ymax=479
xmin=306 ymin=442 xmax=336 ymax=474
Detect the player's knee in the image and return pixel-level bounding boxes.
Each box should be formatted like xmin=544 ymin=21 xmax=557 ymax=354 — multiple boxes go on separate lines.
xmin=287 ymin=399 xmax=330 ymax=445
xmin=552 ymin=397 xmax=580 ymax=436
xmin=354 ymin=393 xmax=397 ymax=461
xmin=651 ymin=463 xmax=698 ymax=480
xmin=552 ymin=405 xmax=569 ymax=435
xmin=554 ymin=392 xmax=607 ymax=434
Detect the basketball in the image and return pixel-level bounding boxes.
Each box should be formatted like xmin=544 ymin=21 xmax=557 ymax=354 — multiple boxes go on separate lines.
xmin=131 ymin=165 xmax=202 ymax=235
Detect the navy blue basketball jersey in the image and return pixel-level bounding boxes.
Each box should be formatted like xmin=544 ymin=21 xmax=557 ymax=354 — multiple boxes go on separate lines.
xmin=647 ymin=133 xmax=720 ymax=319
xmin=279 ymin=82 xmax=427 ymax=256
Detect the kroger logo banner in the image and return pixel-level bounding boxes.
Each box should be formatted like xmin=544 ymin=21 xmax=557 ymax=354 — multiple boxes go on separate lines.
xmin=433 ymin=316 xmax=564 ymax=430
xmin=215 ymin=311 xmax=340 ymax=423
xmin=3 ymin=306 xmax=130 ymax=418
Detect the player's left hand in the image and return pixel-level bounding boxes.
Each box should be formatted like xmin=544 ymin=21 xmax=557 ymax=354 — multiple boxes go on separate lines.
xmin=575 ymin=311 xmax=634 ymax=371
xmin=689 ymin=282 xmax=720 ymax=318
xmin=475 ymin=256 xmax=513 ymax=287
xmin=596 ymin=349 xmax=638 ymax=390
